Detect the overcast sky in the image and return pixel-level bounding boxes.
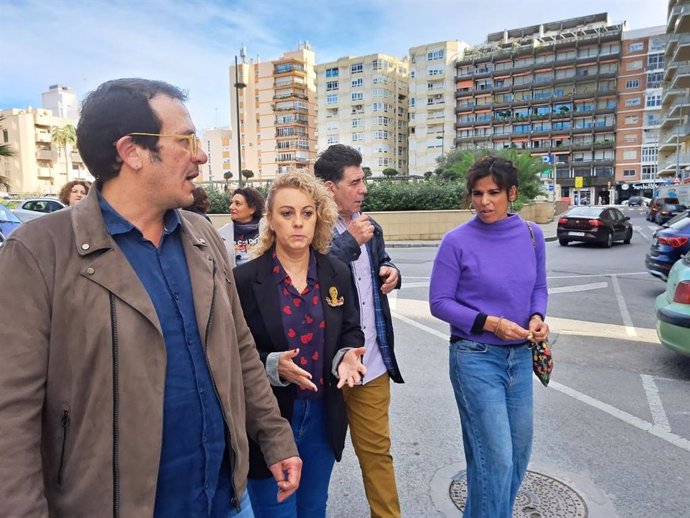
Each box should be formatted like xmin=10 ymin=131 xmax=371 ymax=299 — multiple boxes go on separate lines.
xmin=1 ymin=0 xmax=667 ymax=130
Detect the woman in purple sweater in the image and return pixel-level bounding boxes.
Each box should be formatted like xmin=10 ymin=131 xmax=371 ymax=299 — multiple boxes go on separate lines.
xmin=429 ymin=156 xmax=549 ymax=518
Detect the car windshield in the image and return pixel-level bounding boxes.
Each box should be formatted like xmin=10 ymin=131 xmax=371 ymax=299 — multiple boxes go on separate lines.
xmin=565 ymin=207 xmax=602 ymax=218
xmin=664 ymin=211 xmax=690 ymax=226
xmin=0 ymin=204 xmax=21 ymax=223
xmin=664 ymin=204 xmax=685 ymax=211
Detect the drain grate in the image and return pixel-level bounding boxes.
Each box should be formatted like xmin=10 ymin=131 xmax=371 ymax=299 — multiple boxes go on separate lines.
xmin=449 ymin=470 xmax=588 ymax=517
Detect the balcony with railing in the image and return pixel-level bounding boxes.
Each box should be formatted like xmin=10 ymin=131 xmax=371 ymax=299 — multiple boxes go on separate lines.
xmin=36 ymin=149 xmax=53 ymax=161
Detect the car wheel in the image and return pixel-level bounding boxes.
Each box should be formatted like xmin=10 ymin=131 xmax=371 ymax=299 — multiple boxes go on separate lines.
xmin=603 ymin=232 xmax=613 ymax=248
xmin=623 ymin=228 xmax=632 ymax=244
xmin=558 ymin=239 xmax=569 ymax=246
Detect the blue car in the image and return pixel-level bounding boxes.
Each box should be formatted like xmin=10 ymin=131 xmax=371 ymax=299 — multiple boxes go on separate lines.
xmin=646 ymin=216 xmax=690 ymax=281
xmin=0 ymin=203 xmax=21 ymax=237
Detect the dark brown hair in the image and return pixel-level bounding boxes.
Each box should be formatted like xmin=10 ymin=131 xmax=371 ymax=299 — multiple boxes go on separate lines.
xmin=232 ymin=187 xmax=265 ymax=219
xmin=465 ymin=156 xmax=519 ymax=203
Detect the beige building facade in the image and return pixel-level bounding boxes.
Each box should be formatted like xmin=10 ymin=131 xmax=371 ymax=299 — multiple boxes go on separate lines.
xmin=408 ymin=40 xmax=468 ymax=175
xmin=315 ymin=53 xmax=410 ymax=176
xmin=199 ymin=127 xmax=232 ymax=187
xmin=229 ymin=43 xmax=317 ymax=180
xmin=0 ymin=107 xmax=90 ymax=195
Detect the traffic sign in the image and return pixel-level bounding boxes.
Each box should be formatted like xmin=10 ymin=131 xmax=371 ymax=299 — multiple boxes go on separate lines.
xmin=575 ymin=176 xmax=583 ymax=188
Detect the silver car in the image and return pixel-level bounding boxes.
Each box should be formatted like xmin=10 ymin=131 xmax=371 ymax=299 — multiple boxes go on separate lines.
xmin=12 ymin=197 xmax=65 ymax=222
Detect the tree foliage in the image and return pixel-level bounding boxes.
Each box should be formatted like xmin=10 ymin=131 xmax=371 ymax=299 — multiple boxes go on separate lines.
xmin=435 ymin=149 xmax=546 ymax=207
xmin=0 ymin=116 xmax=13 ymax=158
xmin=362 ymin=166 xmax=373 ymax=178
xmin=362 ymin=181 xmax=466 ymax=211
xmin=241 ymin=169 xmax=254 ymax=180
xmin=51 ymin=124 xmax=78 ymax=179
xmin=381 ymin=167 xmax=399 ymax=178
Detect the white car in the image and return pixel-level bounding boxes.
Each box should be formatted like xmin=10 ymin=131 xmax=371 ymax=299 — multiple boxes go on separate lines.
xmin=12 ymin=198 xmax=65 ymax=222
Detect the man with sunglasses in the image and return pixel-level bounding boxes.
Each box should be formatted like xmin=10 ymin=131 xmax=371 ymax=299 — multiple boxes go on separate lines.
xmin=0 ymin=78 xmax=300 ymax=518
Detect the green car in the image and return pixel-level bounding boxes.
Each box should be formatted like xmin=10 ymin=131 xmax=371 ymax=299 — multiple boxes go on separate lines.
xmin=656 ymin=253 xmax=690 ymax=355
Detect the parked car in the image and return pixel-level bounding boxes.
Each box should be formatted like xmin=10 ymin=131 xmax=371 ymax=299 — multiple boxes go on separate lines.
xmin=0 ymin=230 xmax=6 ymax=247
xmin=662 ymin=210 xmax=690 ymax=228
xmin=12 ymin=197 xmax=65 ymax=222
xmin=655 ymin=253 xmax=690 ymax=356
xmin=557 ymin=206 xmax=633 ymax=247
xmin=655 ymin=203 xmax=687 ymax=225
xmin=627 ymin=196 xmax=645 ymax=207
xmin=645 ymin=217 xmax=690 ymax=281
xmin=647 ymin=197 xmax=681 ymax=222
xmin=0 ymin=203 xmax=22 ymax=236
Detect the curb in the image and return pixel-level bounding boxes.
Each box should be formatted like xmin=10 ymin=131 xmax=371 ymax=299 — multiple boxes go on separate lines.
xmin=387 ymin=235 xmax=558 ymax=247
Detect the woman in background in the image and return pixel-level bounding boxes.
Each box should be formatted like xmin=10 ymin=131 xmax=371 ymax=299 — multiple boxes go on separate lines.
xmin=58 ymin=180 xmax=90 ymax=207
xmin=229 ymin=187 xmax=265 ymax=266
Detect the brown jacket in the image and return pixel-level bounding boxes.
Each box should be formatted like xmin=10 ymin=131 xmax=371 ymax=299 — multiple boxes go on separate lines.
xmin=0 ymin=191 xmax=298 ymax=518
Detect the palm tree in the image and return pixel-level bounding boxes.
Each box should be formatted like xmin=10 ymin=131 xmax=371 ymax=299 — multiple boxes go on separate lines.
xmin=51 ymin=124 xmax=77 ymax=181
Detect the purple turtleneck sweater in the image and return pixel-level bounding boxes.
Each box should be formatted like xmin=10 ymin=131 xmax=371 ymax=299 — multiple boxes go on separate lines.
xmin=429 ymin=213 xmax=548 ymax=346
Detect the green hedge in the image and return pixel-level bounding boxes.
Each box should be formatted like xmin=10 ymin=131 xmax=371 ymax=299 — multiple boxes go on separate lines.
xmin=362 ymin=180 xmax=466 ymax=211
xmin=206 ymin=181 xmax=467 ymax=214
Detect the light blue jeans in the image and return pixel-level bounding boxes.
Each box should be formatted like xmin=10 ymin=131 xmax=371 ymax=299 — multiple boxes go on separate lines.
xmin=449 ymin=339 xmax=533 ymax=518
xmin=248 ymin=398 xmax=336 ymax=518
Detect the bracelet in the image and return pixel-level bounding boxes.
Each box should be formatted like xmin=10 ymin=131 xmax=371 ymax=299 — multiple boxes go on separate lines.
xmin=494 ymin=316 xmax=504 ymax=336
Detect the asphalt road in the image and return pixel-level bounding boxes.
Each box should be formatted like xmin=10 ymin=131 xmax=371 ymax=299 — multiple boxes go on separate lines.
xmin=327 ymin=207 xmax=690 ymax=518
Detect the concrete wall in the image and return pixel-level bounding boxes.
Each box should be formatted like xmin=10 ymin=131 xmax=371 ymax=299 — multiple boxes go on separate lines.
xmin=209 ymin=202 xmax=554 ymax=242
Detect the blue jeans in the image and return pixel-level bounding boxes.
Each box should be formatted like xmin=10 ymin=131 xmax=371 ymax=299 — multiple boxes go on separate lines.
xmin=228 ymin=490 xmax=254 ymax=517
xmin=449 ymin=339 xmax=533 ymax=518
xmin=248 ymin=398 xmax=336 ymax=518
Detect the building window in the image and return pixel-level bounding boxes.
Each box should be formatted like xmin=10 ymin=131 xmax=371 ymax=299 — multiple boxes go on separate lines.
xmin=326 ymin=94 xmax=338 ymax=104
xmin=351 ymin=62 xmax=363 ymax=74
xmin=647 ymin=72 xmax=663 ymax=88
xmin=642 ymin=146 xmax=658 ymax=163
xmin=645 ymin=94 xmax=661 ymax=108
xmin=410 ymin=70 xmax=416 ymax=78
xmin=410 ymin=98 xmax=416 ymax=108
xmin=625 ymin=98 xmax=641 ymax=107
xmin=325 ymin=67 xmax=339 ymax=78
xmin=625 ymin=79 xmax=640 ymax=89
xmin=352 ymin=78 xmax=363 ymax=88
xmin=326 ymin=81 xmax=339 ymax=91
xmin=642 ymin=165 xmax=656 ymax=180
xmin=427 ymin=49 xmax=445 ymax=61
xmin=628 ymin=42 xmax=644 ymax=52
xmin=626 ymin=60 xmax=643 ymax=71
xmin=327 ymin=135 xmax=339 ymax=145
xmin=623 ymin=169 xmax=636 ymax=177
xmin=374 ymin=130 xmax=389 ymax=139
xmin=352 ymin=132 xmax=364 ymax=142
xmin=352 ymin=118 xmax=363 ymax=128
xmin=648 ymin=54 xmax=664 ymax=71
xmin=427 ymin=67 xmax=444 ymax=76
xmin=624 ymin=115 xmax=639 ymax=124
xmin=352 ymin=92 xmax=363 ymax=101
xmin=623 ymin=134 xmax=638 ymax=143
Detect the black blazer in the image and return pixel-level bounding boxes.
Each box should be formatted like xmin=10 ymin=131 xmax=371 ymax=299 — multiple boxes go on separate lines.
xmin=233 ymin=249 xmax=364 ymax=478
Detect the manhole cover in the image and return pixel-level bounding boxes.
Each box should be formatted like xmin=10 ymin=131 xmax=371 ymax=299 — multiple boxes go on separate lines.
xmin=449 ymin=470 xmax=588 ymax=517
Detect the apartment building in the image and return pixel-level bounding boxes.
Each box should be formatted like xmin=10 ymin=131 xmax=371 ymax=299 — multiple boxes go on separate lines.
xmin=0 ymin=106 xmax=90 ymax=195
xmin=408 ymin=41 xmax=468 ymax=175
xmin=199 ymin=127 xmax=232 ymax=187
xmin=315 ymin=53 xmax=410 ymax=176
xmin=229 ymin=43 xmax=317 ymax=180
xmin=455 ymin=13 xmax=622 ymax=205
xmin=41 ymin=84 xmax=79 ymax=123
xmin=658 ymin=0 xmax=690 ymax=181
xmin=615 ymin=27 xmax=666 ymax=200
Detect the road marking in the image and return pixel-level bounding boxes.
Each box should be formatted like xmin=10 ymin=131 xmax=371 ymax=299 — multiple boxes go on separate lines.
xmin=549 ymin=380 xmax=690 ymax=453
xmin=610 ymin=275 xmax=637 ymax=336
xmin=548 ymin=281 xmax=608 ymax=294
xmin=391 ymin=299 xmax=660 ymax=344
xmin=641 ymin=374 xmax=672 ymax=433
xmin=391 ymin=310 xmax=448 ymax=340
xmin=634 ymin=227 xmax=650 ymax=241
xmin=391 ymin=310 xmax=690 ymax=453
xmin=547 ymin=272 xmax=648 ymax=279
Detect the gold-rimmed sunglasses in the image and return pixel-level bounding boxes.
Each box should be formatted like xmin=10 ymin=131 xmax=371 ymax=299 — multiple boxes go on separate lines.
xmin=127 ymin=132 xmax=201 ymax=158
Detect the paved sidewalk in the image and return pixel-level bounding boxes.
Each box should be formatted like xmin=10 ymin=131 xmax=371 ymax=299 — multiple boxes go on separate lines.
xmin=387 ymin=218 xmax=558 ymax=248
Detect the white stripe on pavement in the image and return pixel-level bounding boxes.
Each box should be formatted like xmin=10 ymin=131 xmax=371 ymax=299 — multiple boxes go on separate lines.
xmin=548 ymin=281 xmax=608 ymax=294
xmin=391 ymin=310 xmax=690 ymax=453
xmin=641 ymin=374 xmax=672 ymax=433
xmin=610 ymin=275 xmax=637 ymax=337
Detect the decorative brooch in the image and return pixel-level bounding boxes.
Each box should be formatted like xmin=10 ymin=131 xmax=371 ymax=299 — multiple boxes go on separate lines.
xmin=326 ymin=286 xmax=344 ymax=307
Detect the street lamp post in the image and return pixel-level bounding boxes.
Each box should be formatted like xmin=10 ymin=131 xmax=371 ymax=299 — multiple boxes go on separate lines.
xmin=234 ymin=53 xmax=246 ymax=188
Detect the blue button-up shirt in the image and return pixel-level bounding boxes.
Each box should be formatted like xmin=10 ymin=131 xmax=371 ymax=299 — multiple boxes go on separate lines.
xmin=98 ymin=194 xmax=232 ymax=518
